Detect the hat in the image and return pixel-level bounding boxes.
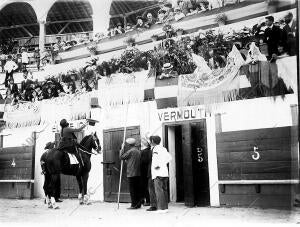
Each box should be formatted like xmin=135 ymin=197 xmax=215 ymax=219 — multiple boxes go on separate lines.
xmin=126 ymin=138 xmax=136 ymax=145
xmin=86 ymin=118 xmax=99 ymax=126
xmin=45 ymin=142 xmax=54 ymax=149
xmin=163 ymin=63 xmax=173 ymax=70
xmin=265 ymin=16 xmax=274 ymax=22
xmin=60 ymin=119 xmax=69 ymax=128
xmin=137 ymin=16 xmax=144 ymax=21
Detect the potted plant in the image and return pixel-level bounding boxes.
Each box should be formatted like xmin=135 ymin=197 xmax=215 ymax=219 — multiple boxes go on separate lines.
xmin=176 ymin=28 xmax=185 ymax=36
xmin=124 ymin=36 xmax=136 ymax=47
xmin=215 ymin=13 xmax=227 ymax=26
xmin=87 ymin=42 xmax=97 ymax=55
xmin=151 ymin=34 xmax=159 ymax=42
xmin=162 ymin=23 xmax=175 ymax=39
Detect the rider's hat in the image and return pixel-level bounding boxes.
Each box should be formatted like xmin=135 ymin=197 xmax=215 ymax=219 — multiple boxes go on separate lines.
xmin=86 ymin=118 xmax=99 ymax=126
xmin=60 ymin=119 xmax=69 ymax=128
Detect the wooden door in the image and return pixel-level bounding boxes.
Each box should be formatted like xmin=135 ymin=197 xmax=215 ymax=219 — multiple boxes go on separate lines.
xmin=190 ymin=121 xmax=210 ymax=206
xmin=181 ymin=124 xmax=195 ymax=207
xmin=54 ymin=131 xmax=84 ymax=198
xmin=180 ymin=121 xmax=210 ymax=207
xmin=103 ymin=126 xmax=140 ymax=202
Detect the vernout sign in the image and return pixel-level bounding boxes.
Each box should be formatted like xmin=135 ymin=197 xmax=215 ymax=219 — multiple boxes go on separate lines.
xmin=158 ymin=106 xmax=206 ymax=123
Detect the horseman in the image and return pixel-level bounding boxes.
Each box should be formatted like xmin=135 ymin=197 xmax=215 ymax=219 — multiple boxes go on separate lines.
xmin=57 ymin=119 xmax=88 ymax=167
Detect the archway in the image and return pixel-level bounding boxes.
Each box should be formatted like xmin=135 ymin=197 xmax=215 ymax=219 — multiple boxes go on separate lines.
xmin=0 ymin=2 xmax=38 ymax=52
xmin=46 ymin=0 xmax=93 ymax=35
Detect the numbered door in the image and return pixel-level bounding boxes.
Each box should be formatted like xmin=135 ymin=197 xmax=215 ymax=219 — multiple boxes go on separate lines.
xmin=171 ymin=120 xmax=210 ymax=207
xmin=103 ymin=126 xmax=140 ymax=202
xmin=190 ymin=122 xmax=210 ymax=206
xmin=54 ymin=131 xmax=84 ymax=198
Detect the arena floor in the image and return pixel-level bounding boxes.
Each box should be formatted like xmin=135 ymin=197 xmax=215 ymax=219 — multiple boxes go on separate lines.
xmin=0 ymin=199 xmax=298 ymax=226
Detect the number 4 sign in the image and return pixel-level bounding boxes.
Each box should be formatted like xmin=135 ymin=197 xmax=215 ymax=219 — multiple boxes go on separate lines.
xmin=251 ymin=146 xmax=260 ymax=161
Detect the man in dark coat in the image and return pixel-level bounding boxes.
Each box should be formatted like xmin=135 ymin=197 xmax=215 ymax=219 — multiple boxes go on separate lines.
xmin=119 ymin=137 xmax=141 ymax=209
xmin=57 ymin=119 xmax=87 ymax=167
xmin=140 ymin=138 xmax=152 ymax=206
xmin=7 ymin=77 xmax=19 ymax=96
xmin=20 ymin=70 xmax=33 ymax=95
xmin=281 ymin=12 xmax=297 ymax=56
xmin=263 ymin=16 xmax=282 ymax=60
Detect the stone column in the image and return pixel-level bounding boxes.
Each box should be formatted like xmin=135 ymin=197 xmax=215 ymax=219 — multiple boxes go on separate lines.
xmin=38 ymin=20 xmax=46 ymax=55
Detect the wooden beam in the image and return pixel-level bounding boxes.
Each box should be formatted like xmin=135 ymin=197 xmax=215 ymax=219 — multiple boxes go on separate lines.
xmin=58 ymin=22 xmax=71 ymax=34
xmin=218 ymin=179 xmax=300 ymax=185
xmin=0 ymin=23 xmax=37 ymax=30
xmin=46 ymin=18 xmax=92 ymax=25
xmin=21 ymin=26 xmax=33 ymax=37
xmin=0 ymin=180 xmax=34 ymax=183
xmin=0 ymin=18 xmax=92 ymax=30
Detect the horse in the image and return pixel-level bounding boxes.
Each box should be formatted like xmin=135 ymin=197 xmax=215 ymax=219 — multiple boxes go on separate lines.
xmin=40 ymin=132 xmax=101 ymax=209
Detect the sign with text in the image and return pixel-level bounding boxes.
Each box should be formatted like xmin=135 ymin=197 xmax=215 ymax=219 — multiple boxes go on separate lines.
xmin=157 ymin=106 xmax=207 ymax=123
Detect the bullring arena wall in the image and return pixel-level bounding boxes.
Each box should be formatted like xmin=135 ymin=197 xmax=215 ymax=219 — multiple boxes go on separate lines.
xmin=0 ymin=94 xmax=297 ymax=204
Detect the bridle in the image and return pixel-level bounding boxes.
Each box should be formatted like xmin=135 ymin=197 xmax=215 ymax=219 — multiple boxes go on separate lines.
xmin=79 ymin=135 xmax=100 ymax=155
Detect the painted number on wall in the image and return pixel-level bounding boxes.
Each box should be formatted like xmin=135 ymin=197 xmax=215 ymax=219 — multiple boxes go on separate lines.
xmin=251 ymin=146 xmax=260 ymax=161
xmin=196 ymin=147 xmax=203 ymax=163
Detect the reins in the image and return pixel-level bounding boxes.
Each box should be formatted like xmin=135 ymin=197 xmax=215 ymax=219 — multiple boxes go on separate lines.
xmin=78 ymin=147 xmax=98 ymax=155
xmin=79 ymin=135 xmax=99 ymax=155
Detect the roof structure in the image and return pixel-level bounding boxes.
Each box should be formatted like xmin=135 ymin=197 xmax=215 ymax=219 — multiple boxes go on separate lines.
xmin=0 ymin=0 xmax=165 ymax=40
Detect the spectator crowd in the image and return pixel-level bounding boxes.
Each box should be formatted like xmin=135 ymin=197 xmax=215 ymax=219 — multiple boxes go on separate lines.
xmin=107 ymin=0 xmax=211 ymax=37
xmin=2 ymin=68 xmax=96 ymax=106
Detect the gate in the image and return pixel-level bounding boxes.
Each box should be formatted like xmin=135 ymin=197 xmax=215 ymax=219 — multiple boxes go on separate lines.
xmin=103 ymin=126 xmax=140 ymax=202
xmin=216 ymin=126 xmax=297 ymax=208
xmin=0 ymin=141 xmax=35 ymax=199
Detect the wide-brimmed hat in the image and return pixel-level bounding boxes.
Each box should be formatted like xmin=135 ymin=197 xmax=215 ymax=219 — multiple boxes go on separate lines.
xmin=126 ymin=138 xmax=136 ymax=145
xmin=163 ymin=63 xmax=173 ymax=70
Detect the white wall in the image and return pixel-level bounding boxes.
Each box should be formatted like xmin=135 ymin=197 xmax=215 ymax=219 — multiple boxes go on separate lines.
xmin=1 ymin=95 xmax=297 ymax=200
xmin=219 ymin=94 xmax=297 ymax=132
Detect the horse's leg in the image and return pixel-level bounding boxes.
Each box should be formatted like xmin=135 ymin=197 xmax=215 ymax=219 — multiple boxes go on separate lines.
xmin=76 ymin=175 xmax=84 ymax=205
xmin=82 ymin=172 xmax=90 ymax=205
xmin=49 ymin=174 xmax=60 ymax=209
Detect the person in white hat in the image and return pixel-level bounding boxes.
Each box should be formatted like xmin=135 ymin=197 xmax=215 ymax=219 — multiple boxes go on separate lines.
xmin=120 ymin=137 xmax=142 ymax=209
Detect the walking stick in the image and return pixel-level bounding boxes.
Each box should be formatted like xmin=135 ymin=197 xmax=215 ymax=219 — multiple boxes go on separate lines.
xmin=117 ymin=103 xmax=129 ymax=209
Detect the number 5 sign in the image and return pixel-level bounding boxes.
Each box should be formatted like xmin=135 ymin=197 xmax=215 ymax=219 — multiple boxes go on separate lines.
xmin=251 ymin=146 xmax=260 ymax=161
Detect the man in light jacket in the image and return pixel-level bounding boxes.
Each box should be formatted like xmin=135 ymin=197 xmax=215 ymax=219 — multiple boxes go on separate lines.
xmin=150 ymin=135 xmax=172 ymax=213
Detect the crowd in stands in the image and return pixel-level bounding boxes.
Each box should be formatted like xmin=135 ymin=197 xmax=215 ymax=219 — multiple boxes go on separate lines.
xmin=1 ymin=68 xmax=96 ymax=106
xmin=0 ymin=3 xmax=296 ymax=106
xmin=107 ymin=0 xmax=211 ymax=37
xmin=0 ymin=47 xmax=41 ymax=74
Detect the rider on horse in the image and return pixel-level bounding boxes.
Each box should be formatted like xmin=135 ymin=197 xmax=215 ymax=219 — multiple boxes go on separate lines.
xmin=57 ymin=119 xmax=88 ymax=167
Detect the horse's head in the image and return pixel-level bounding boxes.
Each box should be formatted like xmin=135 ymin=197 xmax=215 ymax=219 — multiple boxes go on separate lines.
xmin=80 ymin=132 xmax=102 ymax=154
xmin=91 ymin=132 xmax=101 ymax=154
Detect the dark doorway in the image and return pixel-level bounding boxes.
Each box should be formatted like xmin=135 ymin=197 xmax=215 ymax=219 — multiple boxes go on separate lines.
xmin=175 ymin=125 xmax=184 ymax=202
xmin=190 ymin=122 xmax=210 ymax=206
xmin=166 ymin=120 xmax=210 ymax=207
